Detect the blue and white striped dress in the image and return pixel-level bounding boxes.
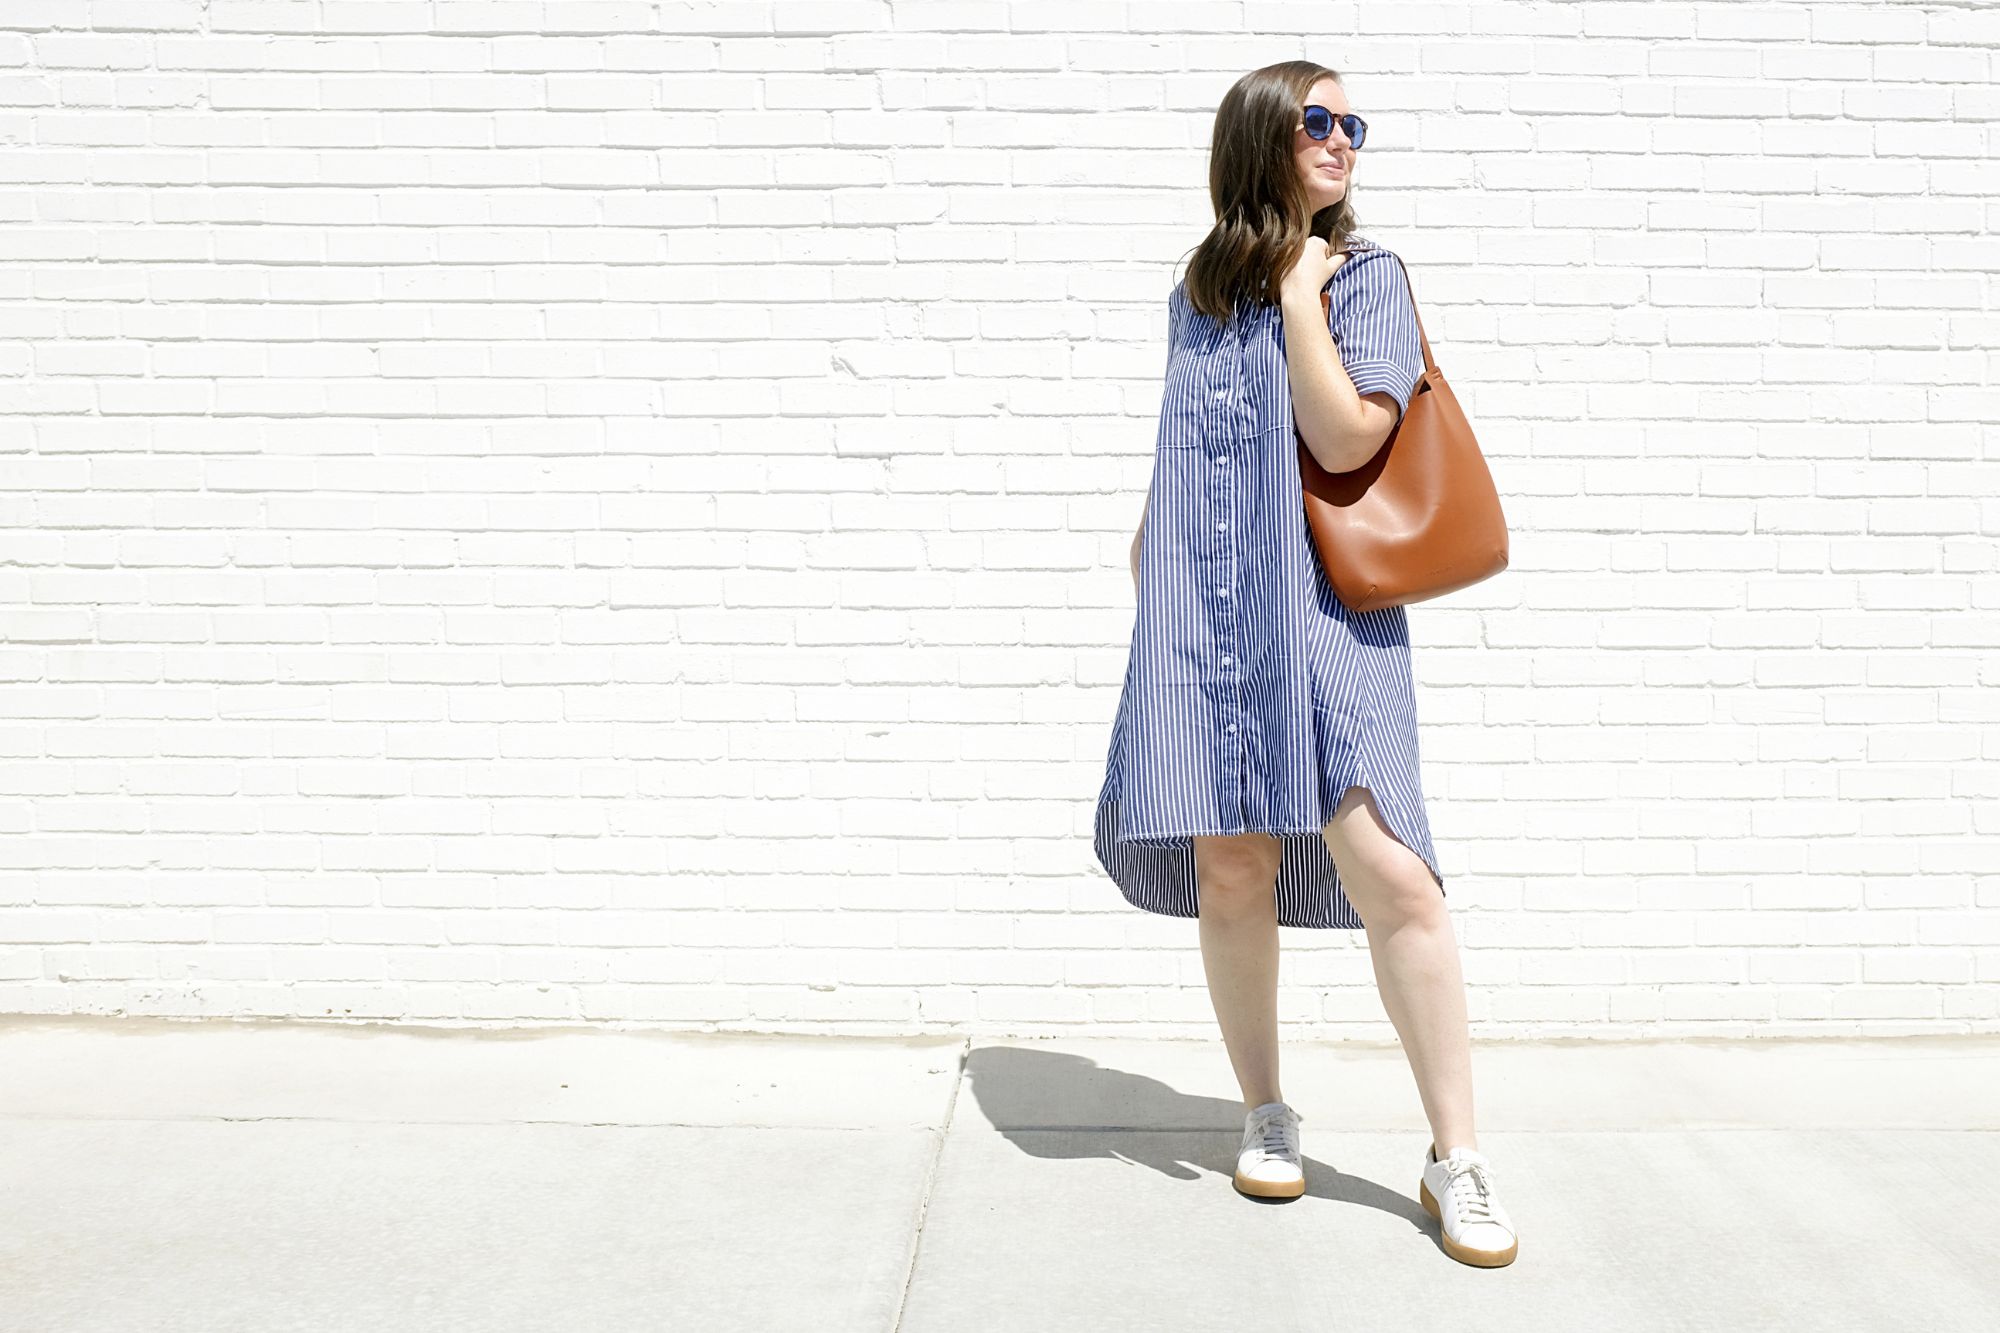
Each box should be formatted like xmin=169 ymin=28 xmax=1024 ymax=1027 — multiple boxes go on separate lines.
xmin=1093 ymin=235 xmax=1446 ymax=930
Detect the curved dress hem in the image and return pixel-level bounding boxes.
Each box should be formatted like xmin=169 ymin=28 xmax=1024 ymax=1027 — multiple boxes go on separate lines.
xmin=1095 ymin=642 xmax=1447 ymax=929
xmin=1093 ymin=760 xmax=1446 ymax=932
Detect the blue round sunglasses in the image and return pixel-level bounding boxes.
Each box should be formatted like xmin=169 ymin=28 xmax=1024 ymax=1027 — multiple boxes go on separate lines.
xmin=1301 ymin=105 xmax=1367 ymax=149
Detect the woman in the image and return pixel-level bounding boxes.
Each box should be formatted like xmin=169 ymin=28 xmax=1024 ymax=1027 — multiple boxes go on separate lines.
xmin=1091 ymin=60 xmax=1519 ymax=1269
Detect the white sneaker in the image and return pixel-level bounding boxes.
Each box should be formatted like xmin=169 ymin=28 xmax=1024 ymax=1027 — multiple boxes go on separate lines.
xmin=1233 ymin=1101 xmax=1305 ymax=1198
xmin=1420 ymin=1142 xmax=1519 ymax=1267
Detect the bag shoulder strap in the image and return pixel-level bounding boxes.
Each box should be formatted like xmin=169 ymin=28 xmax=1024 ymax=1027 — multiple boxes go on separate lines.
xmin=1382 ymin=249 xmax=1438 ymax=377
xmin=1321 ymin=247 xmax=1439 ymax=378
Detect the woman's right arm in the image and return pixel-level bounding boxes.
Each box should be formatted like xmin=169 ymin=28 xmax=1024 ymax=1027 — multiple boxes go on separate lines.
xmin=1129 ymin=492 xmax=1147 ymax=589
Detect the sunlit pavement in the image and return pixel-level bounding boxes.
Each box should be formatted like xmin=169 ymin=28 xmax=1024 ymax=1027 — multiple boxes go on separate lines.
xmin=1 ymin=1019 xmax=1994 ymax=1332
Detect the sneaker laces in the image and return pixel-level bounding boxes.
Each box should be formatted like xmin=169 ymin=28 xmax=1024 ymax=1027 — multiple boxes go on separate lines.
xmin=1441 ymin=1155 xmax=1497 ymax=1223
xmin=1248 ymin=1107 xmax=1300 ymax=1157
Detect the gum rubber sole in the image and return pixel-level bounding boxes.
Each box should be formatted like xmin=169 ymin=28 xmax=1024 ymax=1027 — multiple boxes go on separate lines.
xmin=1234 ymin=1168 xmax=1306 ymax=1199
xmin=1419 ymin=1179 xmax=1519 ymax=1267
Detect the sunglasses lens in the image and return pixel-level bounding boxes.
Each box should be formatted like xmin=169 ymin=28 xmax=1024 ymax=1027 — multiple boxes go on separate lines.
xmin=1343 ymin=115 xmax=1366 ymax=149
xmin=1303 ymin=106 xmax=1332 ymax=139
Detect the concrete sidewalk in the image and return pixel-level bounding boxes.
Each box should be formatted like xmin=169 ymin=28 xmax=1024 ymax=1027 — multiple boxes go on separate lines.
xmin=0 ymin=1018 xmax=1995 ymax=1332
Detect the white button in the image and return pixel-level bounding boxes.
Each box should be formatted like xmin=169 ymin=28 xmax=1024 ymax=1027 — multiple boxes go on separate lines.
xmin=1215 ymin=455 xmax=1228 ymax=465
xmin=1226 ymin=723 xmax=1237 ymax=734
xmin=1217 ymin=587 xmax=1229 ymax=598
xmin=1212 ymin=389 xmax=1228 ymax=402
xmin=1221 ymin=655 xmax=1232 ymax=667
xmin=1216 ymin=520 xmax=1226 ymax=532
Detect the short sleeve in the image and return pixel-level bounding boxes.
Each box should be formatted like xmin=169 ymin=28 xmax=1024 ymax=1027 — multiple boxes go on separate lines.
xmin=1326 ymin=251 xmax=1425 ymax=419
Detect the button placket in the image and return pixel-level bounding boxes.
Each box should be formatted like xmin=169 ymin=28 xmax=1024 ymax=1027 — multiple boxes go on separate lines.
xmin=1207 ymin=319 xmax=1253 ymax=830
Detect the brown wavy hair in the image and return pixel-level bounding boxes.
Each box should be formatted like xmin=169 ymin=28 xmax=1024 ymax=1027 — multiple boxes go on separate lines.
xmin=1180 ymin=60 xmax=1359 ymax=323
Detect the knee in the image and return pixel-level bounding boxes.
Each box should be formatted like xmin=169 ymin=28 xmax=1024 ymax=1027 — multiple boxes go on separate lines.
xmin=1321 ymin=797 xmax=1447 ymax=932
xmin=1192 ymin=834 xmax=1281 ymax=917
xmin=1361 ymin=875 xmax=1448 ymax=934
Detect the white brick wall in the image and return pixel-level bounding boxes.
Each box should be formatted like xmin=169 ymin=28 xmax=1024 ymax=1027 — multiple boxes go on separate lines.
xmin=3 ymin=2 xmax=1997 ymax=1037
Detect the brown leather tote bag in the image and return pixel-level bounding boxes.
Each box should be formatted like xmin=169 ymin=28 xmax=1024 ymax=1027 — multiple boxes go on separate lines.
xmin=1299 ymin=249 xmax=1509 ymax=612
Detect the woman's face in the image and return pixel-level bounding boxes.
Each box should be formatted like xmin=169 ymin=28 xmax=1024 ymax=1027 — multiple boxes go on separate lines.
xmin=1293 ymin=77 xmax=1356 ymax=213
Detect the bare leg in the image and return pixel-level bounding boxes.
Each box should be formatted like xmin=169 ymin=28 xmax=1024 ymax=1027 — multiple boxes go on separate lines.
xmin=1193 ymin=831 xmax=1288 ymax=1113
xmin=1321 ymin=788 xmax=1476 ymax=1155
